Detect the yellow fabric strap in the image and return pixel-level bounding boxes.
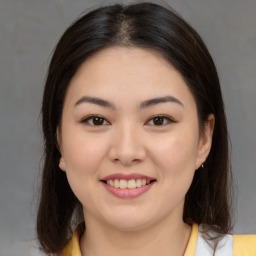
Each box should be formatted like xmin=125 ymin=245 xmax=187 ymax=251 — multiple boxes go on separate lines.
xmin=233 ymin=234 xmax=256 ymax=256
xmin=61 ymin=224 xmax=83 ymax=256
xmin=184 ymin=223 xmax=198 ymax=256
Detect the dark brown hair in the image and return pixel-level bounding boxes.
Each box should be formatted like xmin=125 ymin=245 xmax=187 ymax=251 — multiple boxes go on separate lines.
xmin=37 ymin=2 xmax=233 ymax=254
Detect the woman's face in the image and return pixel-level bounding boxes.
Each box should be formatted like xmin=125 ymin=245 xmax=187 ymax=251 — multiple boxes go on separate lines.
xmin=58 ymin=47 xmax=214 ymax=230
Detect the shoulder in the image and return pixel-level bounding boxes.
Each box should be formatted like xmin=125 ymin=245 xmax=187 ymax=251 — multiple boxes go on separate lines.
xmin=233 ymin=234 xmax=256 ymax=256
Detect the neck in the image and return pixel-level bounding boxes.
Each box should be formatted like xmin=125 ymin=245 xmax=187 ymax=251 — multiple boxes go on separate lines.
xmin=80 ymin=212 xmax=191 ymax=256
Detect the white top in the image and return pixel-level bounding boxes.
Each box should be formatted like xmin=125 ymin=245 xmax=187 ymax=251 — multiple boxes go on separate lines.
xmin=195 ymin=225 xmax=233 ymax=256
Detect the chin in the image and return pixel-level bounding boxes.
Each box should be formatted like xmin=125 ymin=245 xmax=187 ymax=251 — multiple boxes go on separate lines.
xmin=100 ymin=207 xmax=157 ymax=231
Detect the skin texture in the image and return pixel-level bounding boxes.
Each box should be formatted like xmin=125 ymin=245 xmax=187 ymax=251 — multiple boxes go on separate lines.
xmin=58 ymin=47 xmax=214 ymax=256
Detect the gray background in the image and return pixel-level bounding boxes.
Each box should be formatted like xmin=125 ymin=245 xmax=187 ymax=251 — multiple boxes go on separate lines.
xmin=0 ymin=0 xmax=255 ymax=255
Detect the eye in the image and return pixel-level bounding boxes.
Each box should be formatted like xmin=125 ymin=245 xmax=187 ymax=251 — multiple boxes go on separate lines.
xmin=81 ymin=115 xmax=110 ymax=126
xmin=146 ymin=115 xmax=174 ymax=126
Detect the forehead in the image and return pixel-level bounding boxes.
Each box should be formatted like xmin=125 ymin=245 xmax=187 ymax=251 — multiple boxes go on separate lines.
xmin=65 ymin=46 xmax=196 ymax=109
xmin=73 ymin=46 xmax=175 ymax=81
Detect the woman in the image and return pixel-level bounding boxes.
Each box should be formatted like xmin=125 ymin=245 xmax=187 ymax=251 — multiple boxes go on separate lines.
xmin=37 ymin=2 xmax=256 ymax=255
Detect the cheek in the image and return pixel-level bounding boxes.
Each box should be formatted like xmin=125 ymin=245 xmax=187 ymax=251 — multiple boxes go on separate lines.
xmin=62 ymin=127 xmax=106 ymax=168
xmin=151 ymin=132 xmax=198 ymax=205
xmin=148 ymin=128 xmax=199 ymax=197
xmin=62 ymin=133 xmax=110 ymax=207
xmin=61 ymin=131 xmax=108 ymax=189
xmin=150 ymin=129 xmax=199 ymax=173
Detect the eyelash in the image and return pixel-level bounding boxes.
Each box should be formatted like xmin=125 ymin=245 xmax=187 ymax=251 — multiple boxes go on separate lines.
xmin=81 ymin=114 xmax=175 ymax=127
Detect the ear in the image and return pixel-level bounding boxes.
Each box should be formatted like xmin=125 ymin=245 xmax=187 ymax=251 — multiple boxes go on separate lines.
xmin=59 ymin=156 xmax=66 ymax=171
xmin=195 ymin=114 xmax=215 ymax=169
xmin=56 ymin=127 xmax=66 ymax=171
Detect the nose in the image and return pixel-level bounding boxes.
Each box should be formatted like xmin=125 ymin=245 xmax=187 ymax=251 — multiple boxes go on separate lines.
xmin=108 ymin=122 xmax=146 ymax=166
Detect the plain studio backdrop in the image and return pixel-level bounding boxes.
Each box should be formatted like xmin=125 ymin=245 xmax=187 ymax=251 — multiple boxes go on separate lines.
xmin=0 ymin=0 xmax=255 ymax=255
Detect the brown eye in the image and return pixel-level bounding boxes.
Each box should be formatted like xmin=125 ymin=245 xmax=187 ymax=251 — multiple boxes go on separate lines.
xmin=153 ymin=116 xmax=164 ymax=125
xmin=92 ymin=117 xmax=104 ymax=125
xmin=82 ymin=115 xmax=110 ymax=126
xmin=146 ymin=115 xmax=173 ymax=126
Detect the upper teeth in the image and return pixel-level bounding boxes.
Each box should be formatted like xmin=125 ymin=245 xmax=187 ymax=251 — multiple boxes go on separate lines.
xmin=106 ymin=179 xmax=150 ymax=189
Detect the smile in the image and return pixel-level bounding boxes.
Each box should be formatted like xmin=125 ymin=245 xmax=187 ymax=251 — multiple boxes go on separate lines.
xmin=104 ymin=179 xmax=152 ymax=189
xmin=100 ymin=174 xmax=156 ymax=199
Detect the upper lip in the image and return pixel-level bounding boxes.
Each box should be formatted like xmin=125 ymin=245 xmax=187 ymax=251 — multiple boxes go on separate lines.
xmin=100 ymin=173 xmax=156 ymax=181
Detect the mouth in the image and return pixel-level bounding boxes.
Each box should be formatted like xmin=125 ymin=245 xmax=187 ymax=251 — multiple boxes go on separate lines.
xmin=101 ymin=178 xmax=156 ymax=189
xmin=100 ymin=173 xmax=156 ymax=199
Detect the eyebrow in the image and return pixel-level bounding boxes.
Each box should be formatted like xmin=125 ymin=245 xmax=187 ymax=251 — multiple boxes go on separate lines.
xmin=140 ymin=96 xmax=184 ymax=109
xmin=74 ymin=95 xmax=184 ymax=109
xmin=75 ymin=96 xmax=116 ymax=109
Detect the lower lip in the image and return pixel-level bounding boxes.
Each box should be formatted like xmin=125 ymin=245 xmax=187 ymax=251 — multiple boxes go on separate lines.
xmin=101 ymin=182 xmax=155 ymax=199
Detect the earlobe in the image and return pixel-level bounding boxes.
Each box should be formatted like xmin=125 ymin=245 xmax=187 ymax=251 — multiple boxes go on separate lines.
xmin=196 ymin=114 xmax=215 ymax=169
xmin=59 ymin=157 xmax=66 ymax=171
